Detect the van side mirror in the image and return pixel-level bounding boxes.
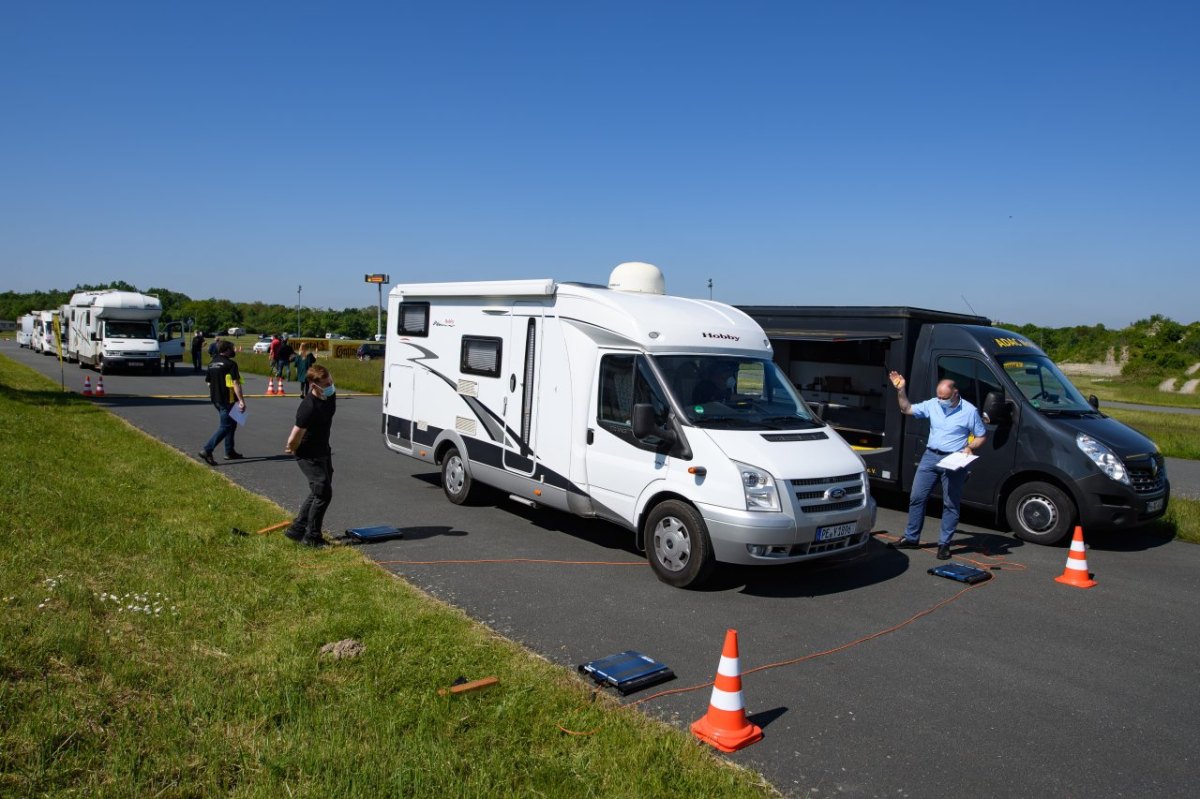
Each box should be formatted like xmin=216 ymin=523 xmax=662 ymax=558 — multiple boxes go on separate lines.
xmin=1088 ymin=394 xmax=1100 ymax=410
xmin=632 ymin=403 xmax=674 ymax=443
xmin=90 ymin=332 xmax=99 ymax=342
xmin=982 ymin=391 xmax=1009 ymax=423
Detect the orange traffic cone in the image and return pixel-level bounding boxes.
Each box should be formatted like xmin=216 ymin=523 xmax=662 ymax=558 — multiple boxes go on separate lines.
xmin=82 ymin=375 xmax=93 ymax=396
xmin=266 ymin=377 xmax=277 ymax=396
xmin=1055 ymin=526 xmax=1097 ymax=589
xmin=94 ymin=375 xmax=105 ymax=397
xmin=276 ymin=377 xmax=286 ymax=396
xmin=691 ymin=629 xmax=763 ymax=752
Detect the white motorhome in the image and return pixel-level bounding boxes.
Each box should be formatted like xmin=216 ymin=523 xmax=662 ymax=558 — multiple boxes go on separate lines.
xmin=382 ymin=263 xmax=876 ymax=588
xmin=65 ymin=290 xmax=179 ymax=374
xmin=34 ymin=310 xmax=66 ymax=356
xmin=17 ymin=314 xmax=35 ymax=348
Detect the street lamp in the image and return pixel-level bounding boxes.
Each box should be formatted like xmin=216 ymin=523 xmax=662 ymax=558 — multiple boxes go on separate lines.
xmin=296 ymin=285 xmax=302 ymax=337
xmin=364 ymin=274 xmax=390 ymax=339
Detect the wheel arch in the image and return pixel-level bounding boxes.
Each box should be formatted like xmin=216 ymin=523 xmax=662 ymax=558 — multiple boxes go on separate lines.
xmin=997 ymin=470 xmax=1081 ymax=529
xmin=634 ymin=489 xmax=693 ymax=552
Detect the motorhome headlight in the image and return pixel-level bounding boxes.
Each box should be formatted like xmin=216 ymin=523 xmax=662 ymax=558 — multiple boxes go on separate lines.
xmin=733 ymin=461 xmax=780 ymax=512
xmin=1076 ymin=433 xmax=1129 ymax=485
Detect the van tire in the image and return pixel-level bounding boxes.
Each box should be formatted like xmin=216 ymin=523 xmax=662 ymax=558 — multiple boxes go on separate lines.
xmin=644 ymin=500 xmax=716 ymax=588
xmin=441 ymin=446 xmax=482 ymax=506
xmin=1006 ymin=481 xmax=1075 ymax=545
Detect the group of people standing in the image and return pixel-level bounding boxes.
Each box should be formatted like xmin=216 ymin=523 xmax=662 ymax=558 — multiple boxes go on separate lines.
xmin=193 ymin=331 xmax=338 ymax=549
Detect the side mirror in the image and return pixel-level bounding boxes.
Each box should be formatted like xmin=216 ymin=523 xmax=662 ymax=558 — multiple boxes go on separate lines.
xmin=90 ymin=332 xmax=99 ymax=342
xmin=983 ymin=391 xmax=1009 ymax=423
xmin=631 ymin=403 xmax=674 ymax=443
xmin=1088 ymin=394 xmax=1100 ymax=410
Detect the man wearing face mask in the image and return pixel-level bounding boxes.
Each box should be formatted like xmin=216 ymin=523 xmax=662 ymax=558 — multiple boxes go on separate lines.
xmin=283 ymin=364 xmax=338 ymax=547
xmin=887 ymin=373 xmax=987 ymax=559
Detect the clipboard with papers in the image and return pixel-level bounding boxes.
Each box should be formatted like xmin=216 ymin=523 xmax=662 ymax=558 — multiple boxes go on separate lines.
xmin=936 ymin=451 xmax=977 ymax=470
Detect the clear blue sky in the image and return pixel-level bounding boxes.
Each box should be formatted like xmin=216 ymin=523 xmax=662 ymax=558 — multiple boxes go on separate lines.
xmin=2 ymin=1 xmax=1196 ymax=327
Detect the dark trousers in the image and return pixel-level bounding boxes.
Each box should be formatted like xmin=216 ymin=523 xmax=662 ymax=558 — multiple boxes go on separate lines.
xmin=192 ymin=351 xmax=203 ymax=372
xmin=903 ymin=449 xmax=969 ymax=545
xmin=203 ymin=404 xmax=237 ymax=456
xmin=292 ymin=455 xmax=333 ymax=541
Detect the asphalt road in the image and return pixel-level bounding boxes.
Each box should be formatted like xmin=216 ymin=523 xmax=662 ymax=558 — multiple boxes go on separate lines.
xmin=11 ymin=343 xmax=1200 ymax=798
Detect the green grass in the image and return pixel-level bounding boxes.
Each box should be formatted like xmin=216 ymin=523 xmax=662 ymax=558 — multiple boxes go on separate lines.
xmin=1103 ymin=408 xmax=1200 ymax=460
xmin=1071 ymin=375 xmax=1200 ymax=409
xmin=205 ymin=335 xmax=385 ymax=394
xmin=1159 ymin=496 xmax=1200 ymax=544
xmin=0 ymin=354 xmax=773 ymax=799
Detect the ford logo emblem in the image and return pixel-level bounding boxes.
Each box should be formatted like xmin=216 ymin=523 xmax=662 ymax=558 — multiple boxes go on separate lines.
xmin=824 ymin=487 xmax=846 ymax=501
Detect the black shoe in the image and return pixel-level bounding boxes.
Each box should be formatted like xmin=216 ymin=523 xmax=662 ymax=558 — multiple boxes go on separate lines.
xmin=891 ymin=537 xmax=920 ymax=550
xmin=937 ymin=544 xmax=952 ymax=560
xmin=198 ymin=450 xmax=217 ymax=466
xmin=301 ymin=537 xmax=327 ymax=549
xmin=224 ymin=451 xmax=245 ymax=460
xmin=283 ymin=528 xmax=306 ymax=542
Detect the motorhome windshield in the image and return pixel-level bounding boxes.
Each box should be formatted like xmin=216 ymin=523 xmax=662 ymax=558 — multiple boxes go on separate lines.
xmin=998 ymin=354 xmax=1094 ymax=413
xmin=655 ymin=355 xmax=819 ymax=430
xmin=104 ymin=320 xmax=155 ymax=339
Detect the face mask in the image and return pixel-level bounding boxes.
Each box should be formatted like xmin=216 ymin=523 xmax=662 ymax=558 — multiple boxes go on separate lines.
xmin=321 ymin=383 xmax=336 ymax=399
xmin=938 ymin=396 xmax=956 ymax=410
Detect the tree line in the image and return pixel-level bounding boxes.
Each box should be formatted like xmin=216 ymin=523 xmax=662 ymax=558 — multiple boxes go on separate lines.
xmin=0 ymin=282 xmax=382 ymax=340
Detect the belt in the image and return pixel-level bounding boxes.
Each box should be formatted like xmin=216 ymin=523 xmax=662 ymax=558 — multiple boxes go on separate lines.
xmin=927 ymin=447 xmax=954 ymax=456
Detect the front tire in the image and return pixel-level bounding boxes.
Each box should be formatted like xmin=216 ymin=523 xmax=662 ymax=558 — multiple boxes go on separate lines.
xmin=1006 ymin=481 xmax=1075 ymax=545
xmin=644 ymin=500 xmax=716 ymax=588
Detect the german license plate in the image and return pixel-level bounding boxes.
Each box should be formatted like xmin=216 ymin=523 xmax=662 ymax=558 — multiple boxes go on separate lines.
xmin=1147 ymin=498 xmax=1164 ymax=513
xmin=816 ymin=522 xmax=857 ymax=541
xmin=128 ymin=361 xmax=142 ymax=368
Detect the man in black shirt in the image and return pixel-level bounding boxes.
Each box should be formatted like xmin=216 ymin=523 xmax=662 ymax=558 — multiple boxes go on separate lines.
xmin=190 ymin=332 xmax=205 ymax=373
xmin=199 ymin=340 xmax=246 ymax=465
xmin=283 ymin=363 xmax=337 ymax=547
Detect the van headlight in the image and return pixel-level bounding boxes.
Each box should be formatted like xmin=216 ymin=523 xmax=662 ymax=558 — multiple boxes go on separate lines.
xmin=733 ymin=461 xmax=781 ymax=512
xmin=1076 ymin=434 xmax=1129 ymax=485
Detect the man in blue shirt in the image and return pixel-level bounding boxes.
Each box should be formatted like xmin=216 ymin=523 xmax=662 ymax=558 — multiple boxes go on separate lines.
xmin=888 ymin=372 xmax=987 ymax=559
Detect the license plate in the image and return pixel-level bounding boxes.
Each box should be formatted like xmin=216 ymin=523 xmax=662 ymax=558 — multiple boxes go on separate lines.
xmin=1147 ymin=498 xmax=1164 ymax=513
xmin=816 ymin=522 xmax=857 ymax=542
xmin=128 ymin=361 xmax=142 ymax=367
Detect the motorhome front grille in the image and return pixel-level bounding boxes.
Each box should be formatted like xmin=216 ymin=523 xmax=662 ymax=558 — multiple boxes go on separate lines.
xmin=790 ymin=473 xmax=861 ymax=487
xmin=761 ymin=432 xmax=829 ymax=442
xmin=800 ymin=498 xmax=863 ymax=514
xmin=793 ymin=484 xmax=864 ymax=502
xmin=1127 ymin=455 xmax=1167 ymax=494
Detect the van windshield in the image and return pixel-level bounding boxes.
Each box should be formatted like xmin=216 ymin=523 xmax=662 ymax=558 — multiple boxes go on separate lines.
xmin=654 ymin=355 xmax=819 ymax=430
xmin=997 ymin=354 xmax=1094 ymax=413
xmin=104 ymin=320 xmax=155 ymax=339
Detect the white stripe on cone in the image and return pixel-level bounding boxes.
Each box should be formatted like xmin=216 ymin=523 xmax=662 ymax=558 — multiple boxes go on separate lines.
xmin=708 ymin=686 xmax=746 ymax=712
xmin=1065 ymin=559 xmax=1089 ymax=572
xmin=1070 ymin=540 xmax=1087 ymax=552
xmin=718 ymin=655 xmax=740 ymax=677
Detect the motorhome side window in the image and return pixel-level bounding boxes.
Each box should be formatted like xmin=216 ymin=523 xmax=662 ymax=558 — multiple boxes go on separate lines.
xmin=461 ymin=336 xmax=502 ymax=378
xmin=937 ymin=357 xmax=1002 ymax=408
xmin=397 ymin=302 xmax=429 ymax=337
xmin=598 ymin=355 xmax=669 ymax=438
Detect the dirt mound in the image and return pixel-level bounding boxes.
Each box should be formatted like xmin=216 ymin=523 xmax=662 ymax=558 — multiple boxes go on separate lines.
xmin=319 ymin=639 xmax=365 ymax=660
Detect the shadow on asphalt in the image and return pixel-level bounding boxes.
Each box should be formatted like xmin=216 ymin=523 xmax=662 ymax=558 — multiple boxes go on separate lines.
xmin=747 ymin=705 xmax=788 ymax=729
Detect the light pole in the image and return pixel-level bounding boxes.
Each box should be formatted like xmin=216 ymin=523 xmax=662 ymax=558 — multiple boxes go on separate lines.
xmin=296 ymin=285 xmax=302 ymax=337
xmin=364 ymin=274 xmax=390 ymax=339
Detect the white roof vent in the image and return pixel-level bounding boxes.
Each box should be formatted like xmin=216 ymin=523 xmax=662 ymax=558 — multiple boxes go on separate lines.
xmin=608 ymin=262 xmax=666 ymax=295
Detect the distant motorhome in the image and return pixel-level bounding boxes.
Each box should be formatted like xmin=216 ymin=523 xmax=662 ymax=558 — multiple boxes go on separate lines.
xmin=65 ymin=290 xmax=181 ymax=374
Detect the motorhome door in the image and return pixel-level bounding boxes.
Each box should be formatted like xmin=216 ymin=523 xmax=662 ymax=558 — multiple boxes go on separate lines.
xmin=502 ymin=302 xmax=544 ymax=474
xmin=385 ymin=364 xmax=415 ymax=451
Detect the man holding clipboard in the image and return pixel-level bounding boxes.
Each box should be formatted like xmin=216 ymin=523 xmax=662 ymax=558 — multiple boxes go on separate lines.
xmin=888 ymin=372 xmax=987 ymax=559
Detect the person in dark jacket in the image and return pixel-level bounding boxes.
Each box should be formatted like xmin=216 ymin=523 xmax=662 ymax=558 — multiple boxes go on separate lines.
xmin=199 ymin=340 xmax=246 ymax=465
xmin=283 ymin=364 xmax=337 ymax=547
xmin=190 ymin=332 xmax=205 ymax=373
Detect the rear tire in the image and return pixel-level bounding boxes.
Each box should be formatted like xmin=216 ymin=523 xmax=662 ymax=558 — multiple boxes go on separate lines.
xmin=441 ymin=446 xmax=485 ymax=505
xmin=1006 ymin=481 xmax=1075 ymax=545
xmin=644 ymin=500 xmax=716 ymax=588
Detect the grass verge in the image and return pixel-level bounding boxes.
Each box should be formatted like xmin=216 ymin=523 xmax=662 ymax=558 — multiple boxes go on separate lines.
xmin=1103 ymin=408 xmax=1200 ymax=460
xmin=1071 ymin=375 xmax=1200 ymax=409
xmin=0 ymin=354 xmax=773 ymax=798
xmin=1156 ymin=496 xmax=1200 ymax=544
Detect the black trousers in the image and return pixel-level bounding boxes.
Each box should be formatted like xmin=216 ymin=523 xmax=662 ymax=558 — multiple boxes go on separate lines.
xmin=292 ymin=455 xmax=333 ymax=541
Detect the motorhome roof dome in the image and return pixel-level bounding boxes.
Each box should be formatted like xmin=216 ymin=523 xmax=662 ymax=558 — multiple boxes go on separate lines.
xmin=608 ymin=262 xmax=665 ymax=295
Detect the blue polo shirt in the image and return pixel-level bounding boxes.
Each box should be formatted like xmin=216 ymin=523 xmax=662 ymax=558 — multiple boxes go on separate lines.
xmin=912 ymin=397 xmax=986 ymax=452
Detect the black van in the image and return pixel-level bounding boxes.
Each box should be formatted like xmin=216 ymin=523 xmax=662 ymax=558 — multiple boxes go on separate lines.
xmin=739 ymin=306 xmax=1170 ymax=544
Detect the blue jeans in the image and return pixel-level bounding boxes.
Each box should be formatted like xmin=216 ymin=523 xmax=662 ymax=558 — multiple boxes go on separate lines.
xmin=203 ymin=404 xmax=237 ymax=456
xmin=903 ymin=449 xmax=969 ymax=545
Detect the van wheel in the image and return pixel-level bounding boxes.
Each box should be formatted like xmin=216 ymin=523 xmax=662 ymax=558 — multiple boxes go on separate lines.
xmin=441 ymin=447 xmax=484 ymax=505
xmin=644 ymin=500 xmax=715 ymax=588
xmin=1006 ymin=481 xmax=1075 ymax=545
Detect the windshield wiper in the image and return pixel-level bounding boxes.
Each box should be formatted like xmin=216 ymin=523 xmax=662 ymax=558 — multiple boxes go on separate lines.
xmin=693 ymin=416 xmax=758 ymax=428
xmin=757 ymin=415 xmax=821 ymax=429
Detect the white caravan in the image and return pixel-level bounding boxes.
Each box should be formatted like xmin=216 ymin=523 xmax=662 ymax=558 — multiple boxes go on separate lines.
xmin=65 ymin=290 xmax=178 ymax=374
xmin=17 ymin=314 xmax=36 ymax=348
xmin=382 ymin=263 xmax=877 ymax=588
xmin=34 ymin=310 xmax=66 ymax=356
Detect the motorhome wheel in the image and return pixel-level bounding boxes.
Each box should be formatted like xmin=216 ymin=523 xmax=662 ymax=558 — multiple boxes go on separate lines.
xmin=1006 ymin=480 xmax=1074 ymax=545
xmin=644 ymin=500 xmax=715 ymax=589
xmin=440 ymin=446 xmax=489 ymax=506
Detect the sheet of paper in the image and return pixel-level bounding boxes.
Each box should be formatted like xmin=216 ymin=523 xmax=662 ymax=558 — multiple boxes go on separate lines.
xmin=937 ymin=451 xmax=978 ymax=470
xmin=229 ymin=405 xmax=248 ymax=426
